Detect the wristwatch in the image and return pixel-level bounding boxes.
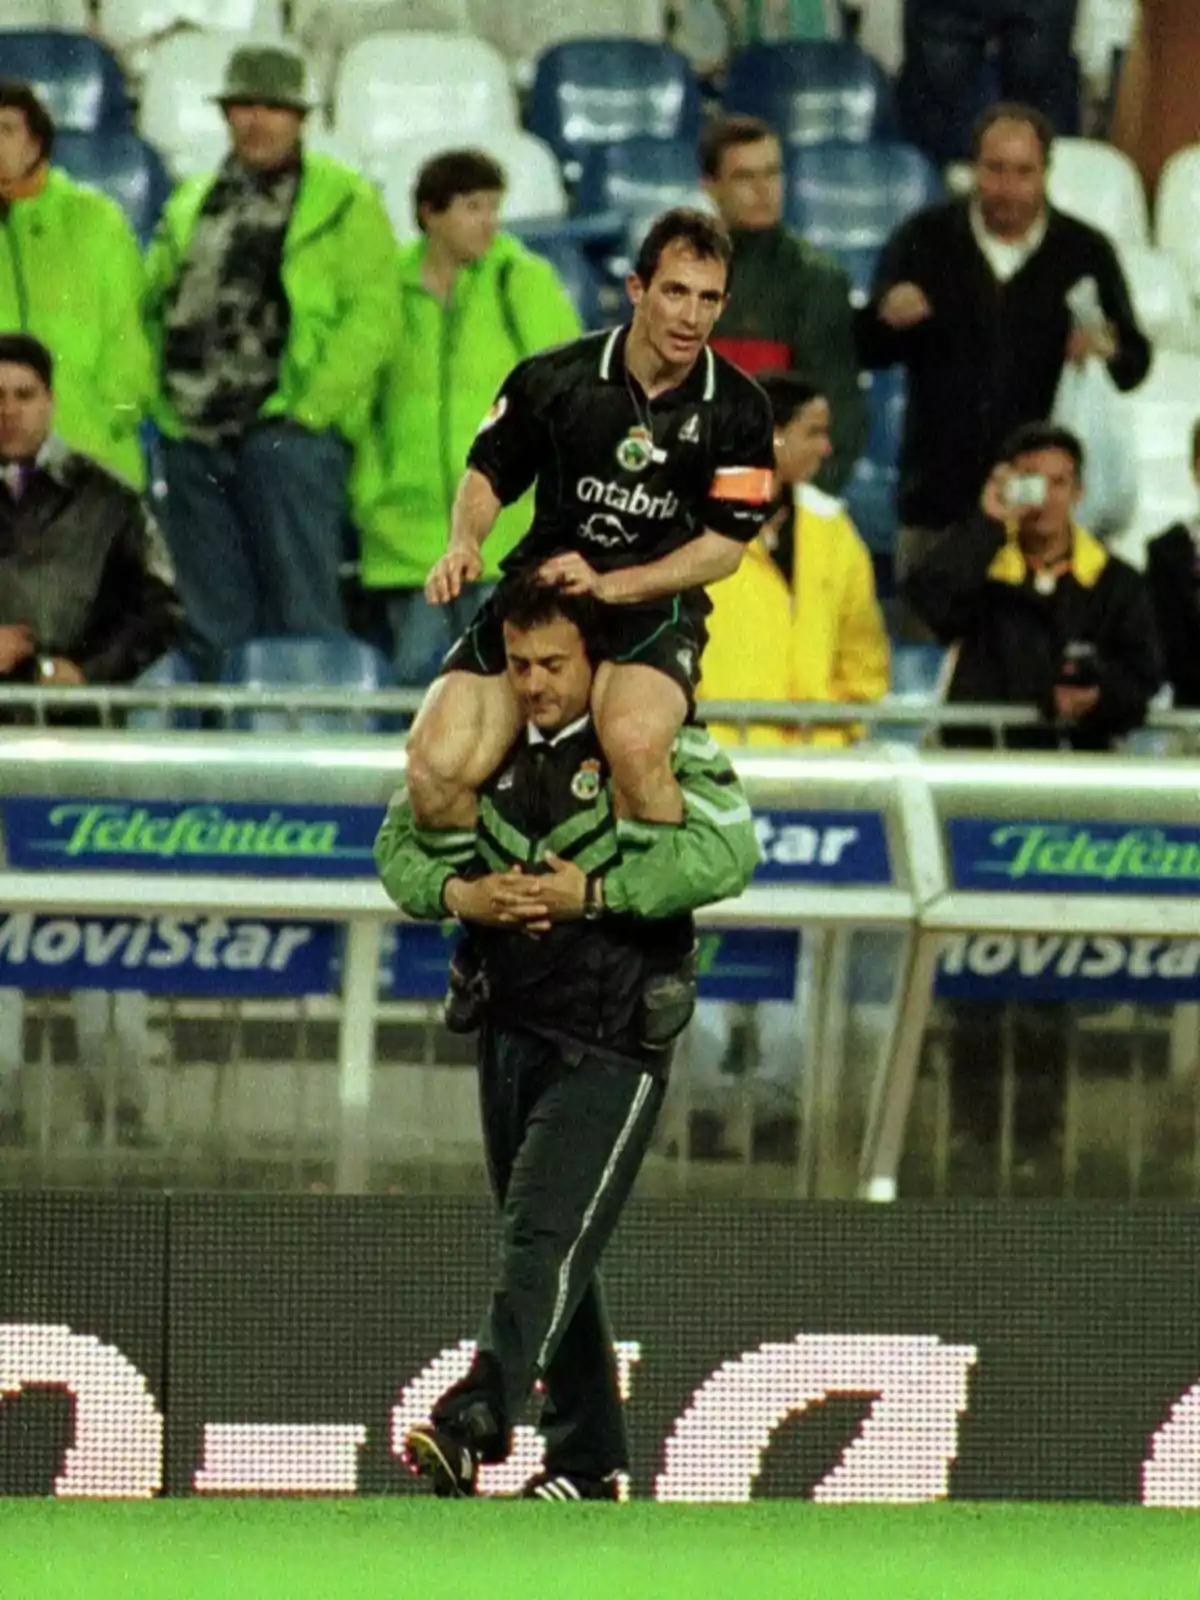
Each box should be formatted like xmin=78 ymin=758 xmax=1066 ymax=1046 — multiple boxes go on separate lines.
xmin=583 ymin=874 xmax=605 ymax=921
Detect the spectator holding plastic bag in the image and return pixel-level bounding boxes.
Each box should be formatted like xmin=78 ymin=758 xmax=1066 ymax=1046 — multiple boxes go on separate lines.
xmin=858 ymin=103 xmax=1151 ymax=613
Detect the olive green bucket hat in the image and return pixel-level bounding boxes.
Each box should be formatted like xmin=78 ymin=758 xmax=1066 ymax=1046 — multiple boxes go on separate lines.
xmin=212 ymin=45 xmax=316 ymax=112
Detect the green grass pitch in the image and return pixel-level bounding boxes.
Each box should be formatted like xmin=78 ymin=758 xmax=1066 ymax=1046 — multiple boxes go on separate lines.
xmin=2 ymin=1502 xmax=1195 ymax=1600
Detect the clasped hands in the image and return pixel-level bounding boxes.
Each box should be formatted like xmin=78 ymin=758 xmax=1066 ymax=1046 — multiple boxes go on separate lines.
xmin=444 ymin=856 xmax=588 ymax=935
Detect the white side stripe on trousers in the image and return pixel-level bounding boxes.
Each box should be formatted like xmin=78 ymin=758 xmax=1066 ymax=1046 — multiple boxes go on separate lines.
xmin=536 ymin=1072 xmax=655 ymax=1372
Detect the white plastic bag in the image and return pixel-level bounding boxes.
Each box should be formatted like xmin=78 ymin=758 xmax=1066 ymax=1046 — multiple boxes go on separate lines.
xmin=1051 ymin=354 xmax=1138 ymax=537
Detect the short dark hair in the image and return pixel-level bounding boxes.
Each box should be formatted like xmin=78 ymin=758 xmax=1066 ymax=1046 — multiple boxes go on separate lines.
xmin=0 ymin=331 xmax=53 ymax=389
xmin=999 ymin=421 xmax=1084 ymax=478
xmin=972 ymin=101 xmax=1055 ymax=165
xmin=634 ymin=205 xmax=733 ymax=288
xmin=413 ymin=148 xmax=505 ymax=232
xmin=492 ymin=569 xmax=597 ymax=650
xmin=0 ymin=80 xmax=55 ymax=162
xmin=757 ymin=372 xmax=825 ymax=431
xmin=698 ymin=113 xmax=776 ymax=179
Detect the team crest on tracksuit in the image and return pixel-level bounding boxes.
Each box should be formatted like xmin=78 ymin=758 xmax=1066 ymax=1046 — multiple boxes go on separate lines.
xmin=571 ymin=759 xmax=602 ymax=801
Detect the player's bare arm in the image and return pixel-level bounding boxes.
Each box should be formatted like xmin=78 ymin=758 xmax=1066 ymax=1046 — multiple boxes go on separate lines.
xmin=426 ymin=468 xmax=501 ymax=604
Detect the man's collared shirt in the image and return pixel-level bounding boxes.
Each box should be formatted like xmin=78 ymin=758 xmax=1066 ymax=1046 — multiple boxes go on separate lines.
xmin=970 ymin=201 xmax=1049 ymax=283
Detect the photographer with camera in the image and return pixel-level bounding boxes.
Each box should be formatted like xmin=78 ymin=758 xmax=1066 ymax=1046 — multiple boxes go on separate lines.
xmin=905 ymin=421 xmax=1160 ymax=750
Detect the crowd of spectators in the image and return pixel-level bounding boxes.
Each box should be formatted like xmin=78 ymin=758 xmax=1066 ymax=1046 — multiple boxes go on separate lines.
xmin=0 ymin=26 xmax=1194 ymax=757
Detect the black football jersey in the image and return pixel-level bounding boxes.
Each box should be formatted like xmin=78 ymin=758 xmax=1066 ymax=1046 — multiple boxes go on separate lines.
xmin=467 ymin=324 xmax=775 ymax=580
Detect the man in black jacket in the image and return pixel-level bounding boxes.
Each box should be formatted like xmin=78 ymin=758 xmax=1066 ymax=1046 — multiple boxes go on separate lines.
xmin=905 ymin=420 xmax=1160 ymax=750
xmin=1145 ymin=420 xmax=1200 ymax=711
xmin=0 ymin=331 xmax=181 ymax=1147
xmin=0 ymin=332 xmax=180 ymax=692
xmin=858 ymin=103 xmax=1150 ymax=608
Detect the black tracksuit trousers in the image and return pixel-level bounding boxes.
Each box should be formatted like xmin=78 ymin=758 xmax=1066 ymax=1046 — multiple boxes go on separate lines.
xmin=432 ymin=1024 xmax=664 ymax=1480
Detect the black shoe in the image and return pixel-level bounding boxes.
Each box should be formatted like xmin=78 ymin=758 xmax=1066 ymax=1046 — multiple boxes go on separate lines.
xmin=444 ymin=947 xmax=489 ymax=1034
xmin=640 ymin=945 xmax=697 ymax=1051
xmin=522 ymin=1470 xmax=621 ymax=1502
xmin=404 ymin=1424 xmax=478 ymax=1498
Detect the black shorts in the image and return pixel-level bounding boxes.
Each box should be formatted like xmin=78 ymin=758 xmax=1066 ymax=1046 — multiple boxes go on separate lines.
xmin=441 ymin=593 xmax=708 ymax=711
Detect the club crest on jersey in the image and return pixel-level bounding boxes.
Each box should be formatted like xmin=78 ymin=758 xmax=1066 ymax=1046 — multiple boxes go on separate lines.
xmin=616 ymin=425 xmax=656 ymax=473
xmin=571 ymin=758 xmax=602 ymax=802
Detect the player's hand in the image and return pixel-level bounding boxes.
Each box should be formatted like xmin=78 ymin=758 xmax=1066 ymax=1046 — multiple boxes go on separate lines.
xmin=878 ymin=283 xmax=933 ymax=330
xmin=0 ymin=623 xmax=34 ymax=675
xmin=529 ymin=853 xmax=588 ymax=923
xmin=537 ymin=552 xmax=603 ymax=597
xmin=444 ymin=869 xmax=549 ymax=928
xmin=426 ymin=545 xmax=483 ymax=605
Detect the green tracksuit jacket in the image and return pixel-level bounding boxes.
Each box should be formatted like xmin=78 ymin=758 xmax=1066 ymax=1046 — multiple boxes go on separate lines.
xmin=0 ymin=167 xmax=152 ymax=487
xmin=144 ymin=150 xmax=399 ymax=449
xmin=350 ymin=232 xmax=580 ymax=591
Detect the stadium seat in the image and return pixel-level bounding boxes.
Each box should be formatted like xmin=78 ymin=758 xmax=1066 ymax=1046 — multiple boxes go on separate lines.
xmin=1117 ymin=245 xmax=1197 ymax=353
xmin=0 ymin=28 xmax=130 ymax=133
xmin=127 ymin=649 xmax=201 ymax=731
xmin=575 ymin=135 xmax=712 ymax=272
xmin=139 ymin=30 xmax=316 ymax=177
xmin=723 ymin=40 xmax=896 ymax=148
xmin=375 ymin=130 xmax=567 ymax=238
xmin=509 ymin=228 xmax=613 ymax=329
xmin=53 ymin=130 xmax=172 ymax=243
xmin=1155 ymin=145 xmax=1200 ymax=296
xmin=878 ymin=641 xmax=949 ymax=744
xmin=220 ymin=636 xmax=396 ymax=734
xmin=334 ymin=30 xmax=515 ymax=152
xmin=526 ymin=39 xmax=702 ymax=181
xmin=1046 ymin=136 xmax=1149 ymax=246
xmin=784 ymin=140 xmax=942 ymax=276
xmin=292 ymin=0 xmax=470 ymax=99
xmin=96 ymin=0 xmax=284 ymax=69
xmin=842 ymin=367 xmax=905 ymax=556
xmin=0 ymin=0 xmax=90 ymax=28
xmin=1072 ymin=0 xmax=1137 ymax=96
xmin=469 ymin=0 xmax=665 ymax=86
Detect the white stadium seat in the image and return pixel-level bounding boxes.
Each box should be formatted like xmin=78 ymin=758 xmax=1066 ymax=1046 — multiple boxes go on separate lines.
xmin=139 ymin=30 xmax=317 ymax=178
xmin=467 ymin=0 xmax=665 ymax=84
xmin=1117 ymin=245 xmax=1198 ymax=353
xmin=1047 ymin=137 xmax=1149 ymax=246
xmin=376 ymin=130 xmax=566 ymax=239
xmin=97 ymin=0 xmax=283 ymax=52
xmin=1072 ymin=0 xmax=1137 ymax=91
xmin=334 ymin=31 xmax=516 ymax=150
xmin=0 ymin=0 xmax=90 ymax=26
xmin=290 ymin=0 xmax=471 ymax=100
xmin=1155 ymin=145 xmax=1200 ymax=297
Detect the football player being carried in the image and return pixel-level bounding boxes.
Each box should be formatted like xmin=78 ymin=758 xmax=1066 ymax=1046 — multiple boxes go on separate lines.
xmin=406 ymin=207 xmax=774 ymax=984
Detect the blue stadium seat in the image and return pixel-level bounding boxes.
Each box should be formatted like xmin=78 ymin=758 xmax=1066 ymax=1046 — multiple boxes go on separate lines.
xmin=879 ymin=641 xmax=948 ymax=744
xmin=220 ymin=636 xmax=397 ymax=734
xmin=526 ymin=39 xmax=703 ymax=179
xmin=843 ymin=367 xmax=906 ymax=556
xmin=128 ymin=649 xmax=201 ymax=732
xmin=53 ymin=131 xmax=171 ymax=244
xmin=0 ymin=29 xmax=130 ymax=133
xmin=521 ymin=232 xmax=612 ymax=330
xmin=785 ymin=140 xmax=942 ymax=269
xmin=724 ymin=40 xmax=895 ymax=147
xmin=576 ymin=136 xmax=711 ymax=277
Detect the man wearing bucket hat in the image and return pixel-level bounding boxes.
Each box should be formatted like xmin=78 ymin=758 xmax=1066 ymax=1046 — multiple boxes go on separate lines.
xmin=145 ymin=44 xmax=399 ymax=678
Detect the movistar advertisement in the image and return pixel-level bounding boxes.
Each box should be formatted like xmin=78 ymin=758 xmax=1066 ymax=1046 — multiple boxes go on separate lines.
xmin=2 ymin=1195 xmax=1199 ymax=1504
xmin=948 ymin=819 xmax=1200 ymax=895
